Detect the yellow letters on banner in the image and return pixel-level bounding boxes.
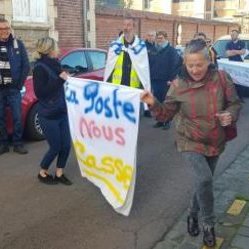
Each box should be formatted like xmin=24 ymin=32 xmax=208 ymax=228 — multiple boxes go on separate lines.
xmin=73 ymin=140 xmax=133 ymax=204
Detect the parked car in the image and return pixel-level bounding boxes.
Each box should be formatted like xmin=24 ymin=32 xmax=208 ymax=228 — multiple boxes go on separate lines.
xmin=213 ymin=34 xmax=249 ymax=62
xmin=6 ymin=48 xmax=107 ymax=141
xmin=213 ymin=34 xmax=249 ymax=97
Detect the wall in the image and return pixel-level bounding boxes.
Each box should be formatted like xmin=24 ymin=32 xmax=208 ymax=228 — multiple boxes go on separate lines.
xmin=87 ymin=0 xmax=96 ymax=47
xmin=95 ymin=7 xmax=239 ymax=50
xmin=172 ymin=1 xmax=195 ymax=17
xmin=0 ymin=0 xmax=96 ymax=53
xmin=150 ymin=0 xmax=171 ymax=13
xmin=54 ymin=0 xmax=84 ymax=50
xmin=0 ymin=0 xmax=53 ymax=57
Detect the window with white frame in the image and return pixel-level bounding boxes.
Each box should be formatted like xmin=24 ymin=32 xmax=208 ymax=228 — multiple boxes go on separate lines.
xmin=12 ymin=0 xmax=47 ymax=23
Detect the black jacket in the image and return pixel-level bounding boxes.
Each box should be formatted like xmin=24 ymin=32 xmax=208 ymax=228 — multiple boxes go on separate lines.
xmin=33 ymin=56 xmax=67 ymax=118
xmin=0 ymin=34 xmax=30 ymax=90
xmin=149 ymin=44 xmax=182 ymax=82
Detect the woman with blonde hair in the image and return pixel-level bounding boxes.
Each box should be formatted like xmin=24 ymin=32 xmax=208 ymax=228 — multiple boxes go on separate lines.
xmin=33 ymin=37 xmax=72 ymax=185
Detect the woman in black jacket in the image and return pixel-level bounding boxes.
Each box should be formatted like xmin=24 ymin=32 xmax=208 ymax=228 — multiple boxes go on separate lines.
xmin=32 ymin=37 xmax=71 ymax=185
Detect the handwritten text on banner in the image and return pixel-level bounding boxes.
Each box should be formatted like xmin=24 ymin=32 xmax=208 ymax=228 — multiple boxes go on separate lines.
xmin=65 ymin=78 xmax=141 ymax=216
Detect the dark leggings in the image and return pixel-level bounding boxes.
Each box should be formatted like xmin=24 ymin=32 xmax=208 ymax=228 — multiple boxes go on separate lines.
xmin=39 ymin=114 xmax=71 ymax=170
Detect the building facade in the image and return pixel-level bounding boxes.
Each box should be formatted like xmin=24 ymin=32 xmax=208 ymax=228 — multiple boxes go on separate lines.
xmin=0 ymin=0 xmax=95 ymax=55
xmin=128 ymin=0 xmax=249 ymax=33
xmin=172 ymin=0 xmax=249 ymax=32
xmin=95 ymin=7 xmax=239 ymax=49
xmin=130 ymin=0 xmax=172 ymax=13
xmin=171 ymin=0 xmax=249 ymax=20
xmin=127 ymin=1 xmax=249 ymax=31
xmin=0 ymin=0 xmax=57 ymax=54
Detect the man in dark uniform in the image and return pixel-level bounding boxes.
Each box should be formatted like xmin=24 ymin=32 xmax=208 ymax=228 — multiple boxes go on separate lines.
xmin=226 ymin=29 xmax=246 ymax=100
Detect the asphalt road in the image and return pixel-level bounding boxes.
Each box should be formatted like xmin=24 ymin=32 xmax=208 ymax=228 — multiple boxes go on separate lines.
xmin=1 ymin=99 xmax=249 ymax=249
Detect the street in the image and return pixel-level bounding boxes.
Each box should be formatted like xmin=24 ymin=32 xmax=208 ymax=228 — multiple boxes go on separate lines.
xmin=1 ymin=99 xmax=249 ymax=249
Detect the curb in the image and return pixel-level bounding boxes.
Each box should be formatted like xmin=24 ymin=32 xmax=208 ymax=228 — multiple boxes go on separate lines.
xmin=153 ymin=144 xmax=249 ymax=249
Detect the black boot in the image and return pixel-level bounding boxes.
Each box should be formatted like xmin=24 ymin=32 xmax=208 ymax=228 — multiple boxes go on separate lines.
xmin=187 ymin=216 xmax=200 ymax=237
xmin=203 ymin=226 xmax=216 ymax=247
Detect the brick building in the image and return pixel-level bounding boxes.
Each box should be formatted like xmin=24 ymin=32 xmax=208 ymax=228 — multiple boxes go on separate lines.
xmin=95 ymin=7 xmax=239 ymax=50
xmin=0 ymin=0 xmax=240 ymax=54
xmin=129 ymin=0 xmax=171 ymax=13
xmin=121 ymin=0 xmax=249 ymax=33
xmin=0 ymin=0 xmax=95 ymax=55
xmin=0 ymin=0 xmax=56 ymax=55
xmin=127 ymin=0 xmax=249 ymax=22
xmin=171 ymin=0 xmax=249 ymax=20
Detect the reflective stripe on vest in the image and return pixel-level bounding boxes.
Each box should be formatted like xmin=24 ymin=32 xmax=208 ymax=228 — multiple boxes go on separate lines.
xmin=112 ymin=51 xmax=141 ymax=88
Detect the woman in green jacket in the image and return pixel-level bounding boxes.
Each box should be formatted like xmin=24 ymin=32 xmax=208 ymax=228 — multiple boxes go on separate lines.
xmin=141 ymin=39 xmax=241 ymax=248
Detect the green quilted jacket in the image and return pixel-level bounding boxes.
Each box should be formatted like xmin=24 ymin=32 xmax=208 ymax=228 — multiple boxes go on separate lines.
xmin=150 ymin=67 xmax=241 ymax=156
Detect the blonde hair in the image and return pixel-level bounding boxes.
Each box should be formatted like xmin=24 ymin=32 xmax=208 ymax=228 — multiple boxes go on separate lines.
xmin=32 ymin=37 xmax=58 ymax=60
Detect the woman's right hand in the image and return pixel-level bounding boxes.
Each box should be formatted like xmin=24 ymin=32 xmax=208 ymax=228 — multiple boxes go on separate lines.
xmin=140 ymin=90 xmax=155 ymax=106
xmin=59 ymin=71 xmax=69 ymax=81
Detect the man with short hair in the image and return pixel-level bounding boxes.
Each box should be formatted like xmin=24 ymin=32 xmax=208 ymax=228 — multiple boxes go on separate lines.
xmin=104 ymin=16 xmax=150 ymax=91
xmin=145 ymin=31 xmax=156 ymax=54
xmin=0 ymin=18 xmax=30 ymax=155
xmin=149 ymin=31 xmax=182 ymax=130
xmin=226 ymin=30 xmax=246 ymax=62
xmin=226 ymin=30 xmax=246 ymax=100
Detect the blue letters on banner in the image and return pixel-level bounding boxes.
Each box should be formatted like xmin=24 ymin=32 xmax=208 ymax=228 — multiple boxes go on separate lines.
xmin=65 ymin=85 xmax=79 ymax=104
xmin=83 ymin=82 xmax=136 ymax=124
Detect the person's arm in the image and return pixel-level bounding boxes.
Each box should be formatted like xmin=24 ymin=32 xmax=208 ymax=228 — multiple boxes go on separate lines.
xmin=141 ymin=80 xmax=180 ymax=122
xmin=236 ymin=49 xmax=246 ymax=56
xmin=238 ymin=40 xmax=246 ymax=56
xmin=228 ymin=49 xmax=246 ymax=56
xmin=226 ymin=41 xmax=246 ymax=57
xmin=33 ymin=65 xmax=64 ymax=99
xmin=19 ymin=40 xmax=30 ymax=88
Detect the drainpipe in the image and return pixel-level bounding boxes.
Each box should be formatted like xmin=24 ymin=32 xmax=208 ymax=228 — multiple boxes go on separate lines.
xmin=211 ymin=0 xmax=214 ymax=19
xmin=83 ymin=0 xmax=88 ymax=47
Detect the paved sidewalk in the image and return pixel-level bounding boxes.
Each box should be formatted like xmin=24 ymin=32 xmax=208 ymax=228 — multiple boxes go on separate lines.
xmin=153 ymin=144 xmax=249 ymax=249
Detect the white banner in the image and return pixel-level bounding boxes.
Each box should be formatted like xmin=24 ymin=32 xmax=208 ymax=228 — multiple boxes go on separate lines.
xmin=65 ymin=78 xmax=141 ymax=216
xmin=218 ymin=59 xmax=249 ymax=87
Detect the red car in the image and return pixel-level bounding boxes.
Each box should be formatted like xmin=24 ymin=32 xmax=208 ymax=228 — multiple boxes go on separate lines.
xmin=6 ymin=48 xmax=107 ymax=140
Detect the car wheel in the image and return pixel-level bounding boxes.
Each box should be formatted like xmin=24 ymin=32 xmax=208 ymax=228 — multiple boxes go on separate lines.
xmin=25 ymin=103 xmax=44 ymax=141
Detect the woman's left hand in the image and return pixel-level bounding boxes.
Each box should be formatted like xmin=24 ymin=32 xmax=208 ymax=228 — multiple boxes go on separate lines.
xmin=215 ymin=111 xmax=232 ymax=126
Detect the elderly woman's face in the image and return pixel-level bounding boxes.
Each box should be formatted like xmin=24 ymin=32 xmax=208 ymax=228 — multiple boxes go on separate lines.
xmin=184 ymin=52 xmax=210 ymax=81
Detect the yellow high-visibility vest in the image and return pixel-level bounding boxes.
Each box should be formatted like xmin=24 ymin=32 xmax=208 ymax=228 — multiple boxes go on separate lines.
xmin=112 ymin=50 xmax=141 ymax=88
